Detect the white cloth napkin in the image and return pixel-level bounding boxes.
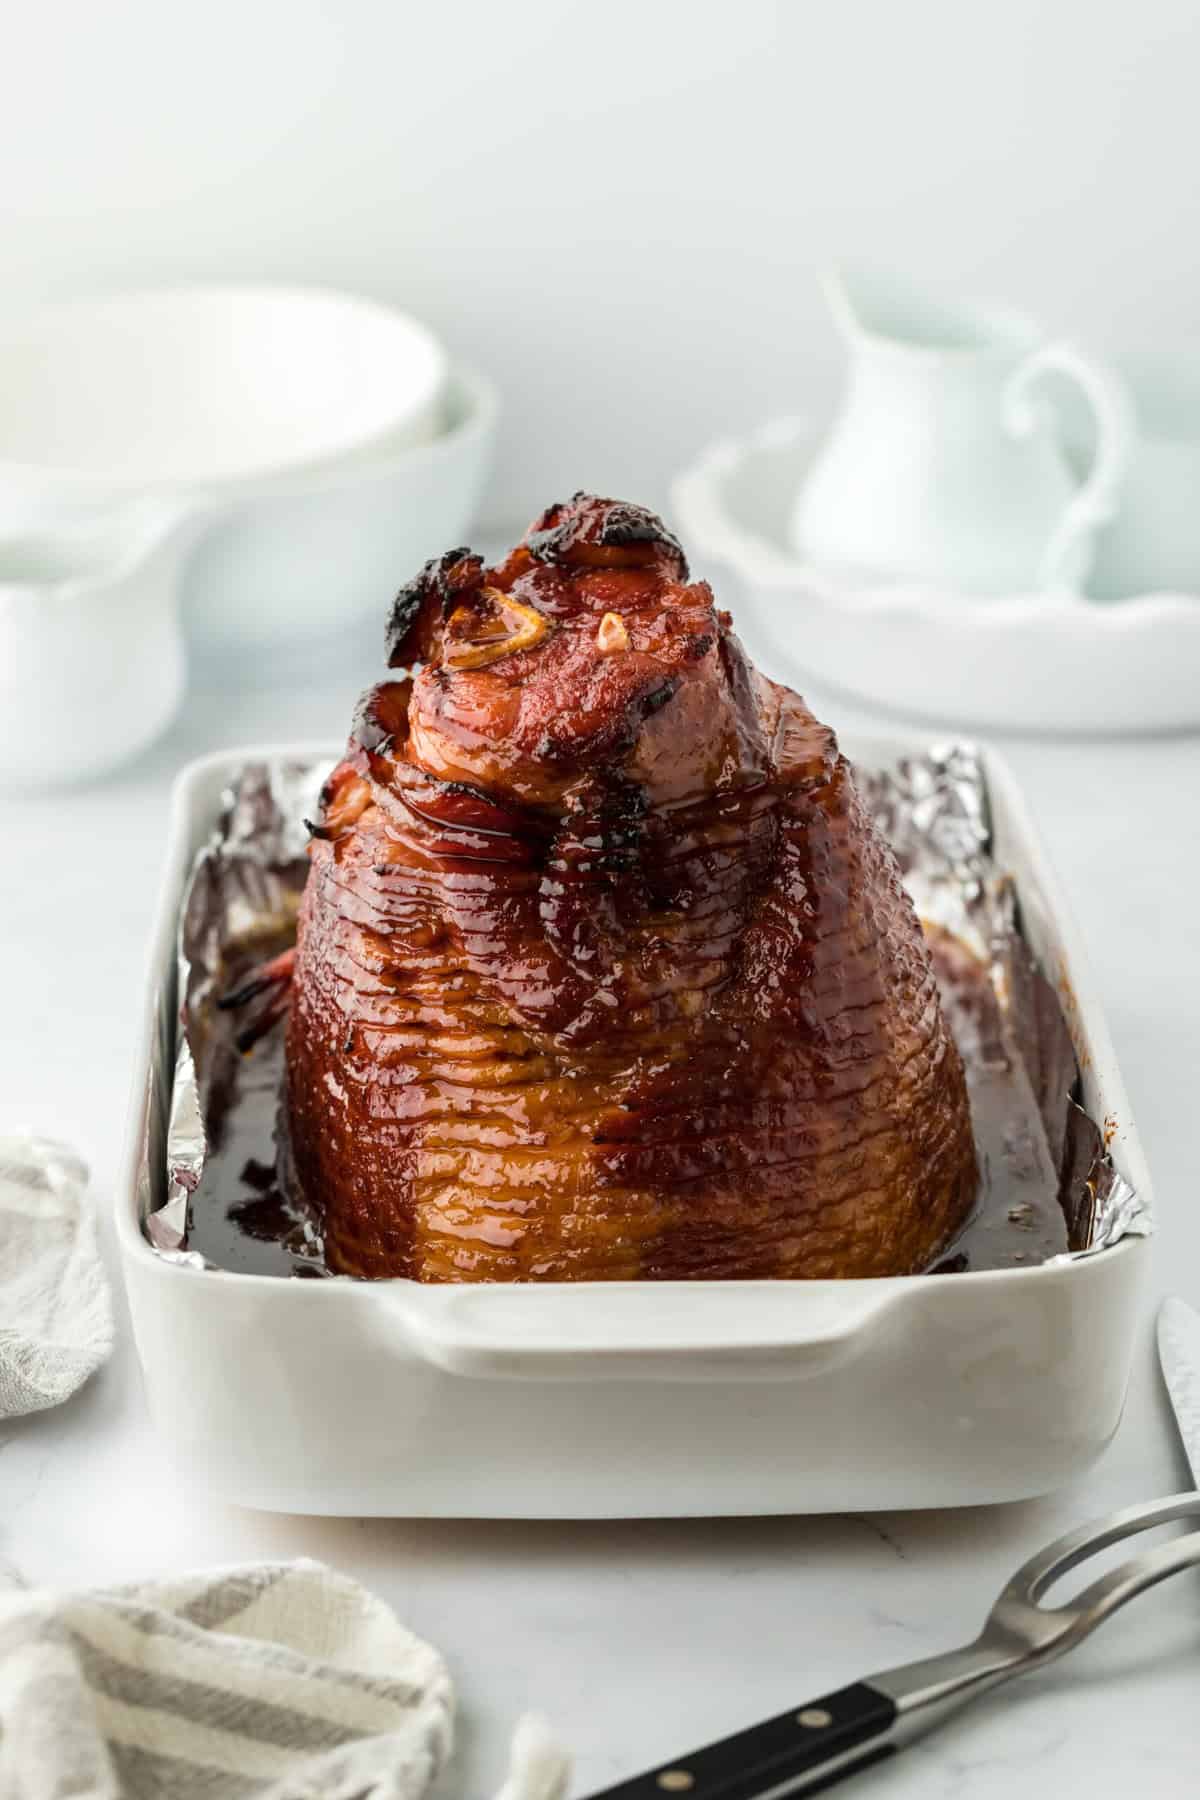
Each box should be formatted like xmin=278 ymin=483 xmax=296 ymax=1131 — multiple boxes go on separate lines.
xmin=0 ymin=1135 xmax=114 ymax=1419
xmin=0 ymin=1558 xmax=569 ymax=1800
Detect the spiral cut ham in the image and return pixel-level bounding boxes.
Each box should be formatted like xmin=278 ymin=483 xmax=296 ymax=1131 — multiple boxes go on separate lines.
xmin=284 ymin=494 xmax=977 ymax=1280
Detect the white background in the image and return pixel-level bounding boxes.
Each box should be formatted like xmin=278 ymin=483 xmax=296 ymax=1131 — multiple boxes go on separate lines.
xmin=3 ymin=0 xmax=1198 ymax=526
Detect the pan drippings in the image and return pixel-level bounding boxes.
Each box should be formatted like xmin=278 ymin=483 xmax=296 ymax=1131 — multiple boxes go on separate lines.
xmin=186 ymin=922 xmax=1074 ymax=1277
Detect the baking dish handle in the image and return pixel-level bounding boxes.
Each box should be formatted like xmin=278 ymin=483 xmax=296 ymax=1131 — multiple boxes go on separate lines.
xmin=382 ymin=1285 xmax=902 ymax=1382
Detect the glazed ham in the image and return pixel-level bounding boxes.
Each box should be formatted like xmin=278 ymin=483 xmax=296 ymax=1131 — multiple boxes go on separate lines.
xmin=284 ymin=495 xmax=977 ymax=1280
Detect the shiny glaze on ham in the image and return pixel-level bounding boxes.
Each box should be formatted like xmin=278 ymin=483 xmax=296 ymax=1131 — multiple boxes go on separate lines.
xmin=285 ymin=494 xmax=977 ymax=1280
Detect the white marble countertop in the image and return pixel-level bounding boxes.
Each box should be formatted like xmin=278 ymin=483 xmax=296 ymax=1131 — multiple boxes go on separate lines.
xmin=2 ymin=605 xmax=1199 ymax=1799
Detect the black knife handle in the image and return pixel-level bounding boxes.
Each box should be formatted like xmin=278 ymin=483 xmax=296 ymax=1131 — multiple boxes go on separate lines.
xmin=581 ymin=1683 xmax=898 ymax=1800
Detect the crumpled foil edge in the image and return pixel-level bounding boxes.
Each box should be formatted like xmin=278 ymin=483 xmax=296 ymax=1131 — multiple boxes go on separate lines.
xmin=859 ymin=740 xmax=1150 ymax=1258
xmin=152 ymin=759 xmax=326 ymax=1270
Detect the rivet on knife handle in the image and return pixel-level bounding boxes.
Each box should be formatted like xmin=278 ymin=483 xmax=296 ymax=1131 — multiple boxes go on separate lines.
xmin=580 ymin=1683 xmax=898 ymax=1800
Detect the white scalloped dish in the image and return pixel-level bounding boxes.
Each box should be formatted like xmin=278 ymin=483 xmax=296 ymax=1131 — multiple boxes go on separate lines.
xmin=671 ymin=418 xmax=1200 ymax=735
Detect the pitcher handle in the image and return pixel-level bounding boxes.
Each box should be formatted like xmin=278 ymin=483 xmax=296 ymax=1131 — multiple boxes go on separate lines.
xmin=1004 ymin=342 xmax=1133 ymax=592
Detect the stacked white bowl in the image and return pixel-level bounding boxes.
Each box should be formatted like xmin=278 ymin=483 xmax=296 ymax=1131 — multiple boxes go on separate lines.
xmin=0 ymin=285 xmax=498 ymax=781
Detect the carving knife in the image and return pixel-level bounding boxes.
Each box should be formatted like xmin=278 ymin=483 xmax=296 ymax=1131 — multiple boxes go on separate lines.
xmin=574 ymin=1308 xmax=1200 ymax=1800
xmin=1157 ymin=1296 xmax=1200 ymax=1485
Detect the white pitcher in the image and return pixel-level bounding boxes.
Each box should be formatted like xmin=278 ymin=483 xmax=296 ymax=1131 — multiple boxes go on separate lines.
xmin=790 ymin=267 xmax=1132 ymax=595
xmin=1082 ymin=352 xmax=1200 ymax=599
xmin=0 ymin=499 xmax=203 ymax=785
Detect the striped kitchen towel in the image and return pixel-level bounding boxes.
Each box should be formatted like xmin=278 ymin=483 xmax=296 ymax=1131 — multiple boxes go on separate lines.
xmin=0 ymin=1558 xmax=569 ymax=1800
xmin=0 ymin=1134 xmax=113 ymax=1419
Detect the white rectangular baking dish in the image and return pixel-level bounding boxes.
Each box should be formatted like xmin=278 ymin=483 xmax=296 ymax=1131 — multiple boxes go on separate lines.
xmin=117 ymin=737 xmax=1152 ymax=1517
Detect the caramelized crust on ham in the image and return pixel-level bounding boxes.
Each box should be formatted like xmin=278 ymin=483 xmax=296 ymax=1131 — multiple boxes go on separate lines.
xmin=285 ymin=494 xmax=977 ymax=1280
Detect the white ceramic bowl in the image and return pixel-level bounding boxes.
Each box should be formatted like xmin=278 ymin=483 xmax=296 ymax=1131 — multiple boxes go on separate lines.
xmin=117 ymin=738 xmax=1150 ymax=1518
xmin=0 ymin=285 xmax=446 ymax=498
xmin=0 ymin=287 xmax=497 ymax=657
xmin=672 ymin=418 xmax=1200 ymax=735
xmin=179 ymin=363 xmax=498 ymax=654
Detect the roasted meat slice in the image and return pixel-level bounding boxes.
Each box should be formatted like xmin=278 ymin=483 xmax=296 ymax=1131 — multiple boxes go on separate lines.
xmin=284 ymin=493 xmax=977 ymax=1280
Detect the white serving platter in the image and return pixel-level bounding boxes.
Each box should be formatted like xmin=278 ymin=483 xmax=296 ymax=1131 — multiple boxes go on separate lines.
xmin=117 ymin=739 xmax=1151 ymax=1517
xmin=671 ymin=418 xmax=1200 ymax=735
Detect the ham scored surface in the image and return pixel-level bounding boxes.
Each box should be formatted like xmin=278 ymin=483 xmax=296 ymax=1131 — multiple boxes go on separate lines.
xmin=285 ymin=494 xmax=977 ymax=1280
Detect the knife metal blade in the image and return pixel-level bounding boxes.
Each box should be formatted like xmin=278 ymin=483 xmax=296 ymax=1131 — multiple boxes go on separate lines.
xmin=1157 ymin=1297 xmax=1200 ymax=1485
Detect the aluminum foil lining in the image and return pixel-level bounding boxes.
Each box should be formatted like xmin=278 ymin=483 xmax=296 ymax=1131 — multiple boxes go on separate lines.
xmin=148 ymin=742 xmax=1152 ymax=1269
xmin=858 ymin=741 xmax=1148 ymax=1256
xmin=151 ymin=759 xmax=326 ymax=1268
